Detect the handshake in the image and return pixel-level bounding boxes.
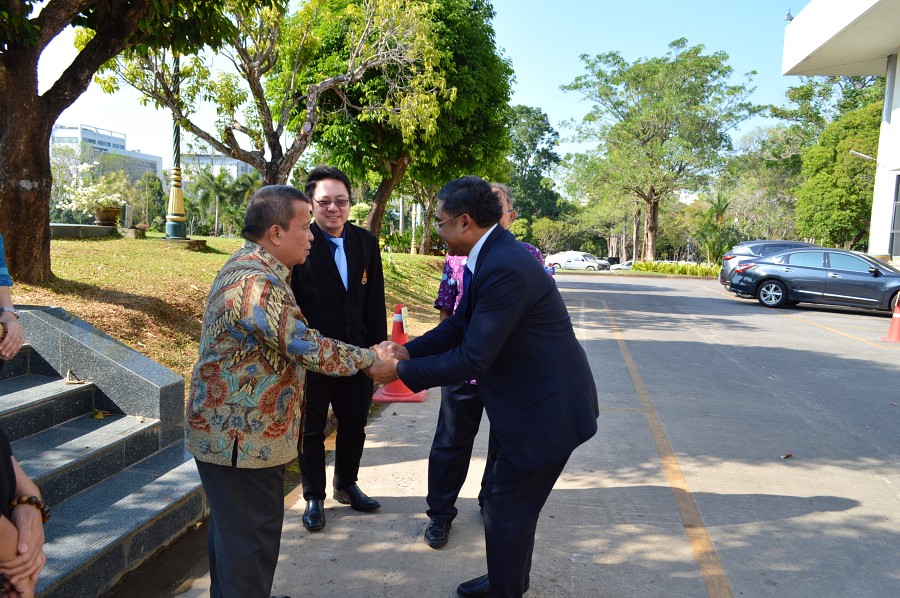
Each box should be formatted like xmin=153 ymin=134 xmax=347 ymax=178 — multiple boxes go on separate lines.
xmin=363 ymin=341 xmax=409 ymax=384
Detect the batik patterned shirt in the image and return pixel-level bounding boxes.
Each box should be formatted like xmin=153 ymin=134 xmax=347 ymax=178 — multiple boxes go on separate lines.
xmin=185 ymin=241 xmax=376 ymax=468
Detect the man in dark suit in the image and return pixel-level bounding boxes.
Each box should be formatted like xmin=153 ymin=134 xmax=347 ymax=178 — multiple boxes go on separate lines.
xmin=291 ymin=166 xmax=387 ymax=532
xmin=369 ymin=176 xmax=599 ymax=598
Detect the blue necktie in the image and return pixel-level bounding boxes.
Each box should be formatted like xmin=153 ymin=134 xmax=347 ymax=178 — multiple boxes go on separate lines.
xmin=331 ymin=237 xmax=348 ymax=290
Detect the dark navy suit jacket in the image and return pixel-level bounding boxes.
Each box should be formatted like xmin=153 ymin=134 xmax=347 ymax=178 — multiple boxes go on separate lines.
xmin=398 ymin=227 xmax=599 ymax=472
xmin=291 ymin=221 xmax=387 ymax=384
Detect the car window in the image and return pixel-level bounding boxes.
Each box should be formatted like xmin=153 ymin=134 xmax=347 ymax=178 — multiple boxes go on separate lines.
xmin=828 ymin=253 xmax=871 ymax=273
xmin=785 ymin=251 xmax=825 ymax=267
xmin=760 ymin=245 xmax=789 ymax=256
xmin=583 ymin=253 xmax=597 ymax=261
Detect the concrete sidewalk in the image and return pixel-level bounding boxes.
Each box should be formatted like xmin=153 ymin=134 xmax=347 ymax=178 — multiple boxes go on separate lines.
xmin=178 ymin=379 xmax=664 ymax=598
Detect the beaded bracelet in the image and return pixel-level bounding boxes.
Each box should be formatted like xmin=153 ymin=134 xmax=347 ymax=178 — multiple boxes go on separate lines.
xmin=0 ymin=320 xmax=7 ymax=341
xmin=9 ymin=495 xmax=51 ymax=523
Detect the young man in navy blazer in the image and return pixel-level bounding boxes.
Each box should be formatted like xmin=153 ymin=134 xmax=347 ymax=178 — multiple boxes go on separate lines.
xmin=369 ymin=176 xmax=599 ymax=598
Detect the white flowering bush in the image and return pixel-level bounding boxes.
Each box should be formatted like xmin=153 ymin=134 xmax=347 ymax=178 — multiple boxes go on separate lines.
xmin=55 ymin=162 xmax=126 ymax=215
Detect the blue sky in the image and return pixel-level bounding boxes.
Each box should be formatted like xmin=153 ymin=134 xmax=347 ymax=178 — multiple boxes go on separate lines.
xmin=491 ymin=0 xmax=811 ymax=154
xmin=42 ymin=0 xmax=811 ymax=167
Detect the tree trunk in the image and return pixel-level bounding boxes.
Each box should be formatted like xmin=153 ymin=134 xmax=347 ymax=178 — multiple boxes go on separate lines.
xmin=416 ymin=186 xmax=438 ymax=255
xmin=632 ymin=208 xmax=641 ymax=262
xmin=643 ymin=195 xmax=659 ymax=262
xmin=0 ymin=78 xmax=54 ymax=283
xmin=366 ymin=156 xmax=410 ymax=237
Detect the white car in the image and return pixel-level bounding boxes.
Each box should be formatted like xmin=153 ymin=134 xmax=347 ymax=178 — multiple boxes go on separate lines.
xmin=610 ymin=259 xmax=633 ymax=271
xmin=544 ymin=251 xmax=610 ymax=271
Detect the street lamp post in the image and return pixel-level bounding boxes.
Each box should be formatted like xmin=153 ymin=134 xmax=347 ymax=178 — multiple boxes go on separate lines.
xmin=166 ymin=55 xmax=187 ymax=239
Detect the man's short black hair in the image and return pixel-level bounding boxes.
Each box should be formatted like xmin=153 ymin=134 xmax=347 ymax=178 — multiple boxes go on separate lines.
xmin=305 ymin=166 xmax=352 ymax=199
xmin=242 ymin=185 xmax=309 ymax=242
xmin=437 ymin=176 xmax=502 ymax=228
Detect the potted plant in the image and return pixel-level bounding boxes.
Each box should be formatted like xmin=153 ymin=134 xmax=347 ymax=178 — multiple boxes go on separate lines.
xmin=56 ymin=162 xmax=126 ymax=226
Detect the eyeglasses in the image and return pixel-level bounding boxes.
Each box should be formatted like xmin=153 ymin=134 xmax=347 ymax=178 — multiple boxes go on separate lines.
xmin=502 ymin=209 xmax=515 ymax=215
xmin=433 ymin=213 xmax=461 ymax=231
xmin=314 ymin=197 xmax=350 ymax=208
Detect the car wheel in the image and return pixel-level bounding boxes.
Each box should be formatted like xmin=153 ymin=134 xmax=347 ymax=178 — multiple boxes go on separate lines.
xmin=586 ymin=266 xmax=596 ymax=271
xmin=757 ymin=280 xmax=788 ymax=308
xmin=891 ymin=291 xmax=899 ymax=312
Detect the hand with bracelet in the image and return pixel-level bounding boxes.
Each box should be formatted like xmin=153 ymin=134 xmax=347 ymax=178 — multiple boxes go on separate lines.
xmin=0 ymin=296 xmax=24 ymax=361
xmin=1 ymin=429 xmax=46 ymax=598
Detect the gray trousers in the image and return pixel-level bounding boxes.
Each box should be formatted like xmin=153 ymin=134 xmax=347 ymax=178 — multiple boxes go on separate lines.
xmin=195 ymin=459 xmax=285 ymax=598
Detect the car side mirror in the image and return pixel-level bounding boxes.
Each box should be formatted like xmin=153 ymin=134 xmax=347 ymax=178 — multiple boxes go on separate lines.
xmin=869 ymin=265 xmax=881 ymax=277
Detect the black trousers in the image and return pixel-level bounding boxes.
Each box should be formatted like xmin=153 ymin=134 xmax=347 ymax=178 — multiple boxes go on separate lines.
xmin=426 ymin=382 xmax=486 ymax=522
xmin=195 ymin=459 xmax=285 ymax=598
xmin=300 ymin=373 xmax=373 ymax=500
xmin=481 ymin=440 xmax=570 ymax=598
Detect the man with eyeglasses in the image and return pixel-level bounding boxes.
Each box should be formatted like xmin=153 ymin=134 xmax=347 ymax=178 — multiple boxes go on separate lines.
xmin=290 ymin=166 xmax=387 ymax=532
xmin=371 ymin=176 xmax=598 ymax=598
xmin=423 ymin=184 xmax=544 ymax=551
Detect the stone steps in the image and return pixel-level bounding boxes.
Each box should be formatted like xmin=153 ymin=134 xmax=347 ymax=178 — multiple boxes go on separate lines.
xmin=0 ymin=307 xmax=203 ymax=597
xmin=35 ymin=442 xmax=203 ymax=598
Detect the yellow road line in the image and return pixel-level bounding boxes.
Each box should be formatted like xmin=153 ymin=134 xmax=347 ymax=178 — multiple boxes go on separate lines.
xmin=602 ymin=299 xmax=734 ymax=598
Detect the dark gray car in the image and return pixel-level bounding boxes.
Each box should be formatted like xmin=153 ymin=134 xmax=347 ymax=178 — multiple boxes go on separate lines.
xmin=729 ymin=248 xmax=900 ymax=311
xmin=719 ymin=240 xmax=816 ymax=290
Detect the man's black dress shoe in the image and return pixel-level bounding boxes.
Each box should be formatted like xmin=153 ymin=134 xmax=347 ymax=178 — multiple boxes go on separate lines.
xmin=423 ymin=517 xmax=451 ymax=548
xmin=333 ymin=484 xmax=381 ymax=512
xmin=302 ymin=499 xmax=325 ymax=532
xmin=456 ymin=574 xmax=490 ymax=598
xmin=456 ymin=574 xmax=529 ymax=597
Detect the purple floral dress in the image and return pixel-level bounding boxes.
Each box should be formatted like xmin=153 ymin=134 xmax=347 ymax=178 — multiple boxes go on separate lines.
xmin=434 ymin=242 xmax=543 ymax=315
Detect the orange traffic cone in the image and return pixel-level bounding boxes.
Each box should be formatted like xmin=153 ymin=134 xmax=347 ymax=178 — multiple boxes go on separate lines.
xmin=881 ymin=301 xmax=900 ymax=342
xmin=373 ymin=304 xmax=427 ymax=403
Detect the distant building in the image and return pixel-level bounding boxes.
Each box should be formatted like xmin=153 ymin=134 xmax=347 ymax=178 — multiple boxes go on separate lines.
xmin=783 ymin=0 xmax=900 ymax=260
xmin=181 ymin=152 xmax=256 ymax=182
xmin=51 ymin=123 xmax=163 ymax=183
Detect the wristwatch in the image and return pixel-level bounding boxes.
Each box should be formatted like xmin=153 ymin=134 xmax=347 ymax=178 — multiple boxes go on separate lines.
xmin=0 ymin=307 xmax=20 ymax=319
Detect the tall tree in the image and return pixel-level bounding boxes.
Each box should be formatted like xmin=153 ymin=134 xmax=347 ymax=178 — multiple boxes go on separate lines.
xmin=97 ymin=0 xmax=442 ymax=188
xmin=0 ymin=0 xmax=274 ymax=282
xmin=507 ymin=105 xmax=561 ymax=221
xmin=313 ymin=0 xmax=513 ymax=241
xmin=562 ymin=39 xmax=761 ymax=261
xmin=795 ymin=101 xmax=881 ymax=249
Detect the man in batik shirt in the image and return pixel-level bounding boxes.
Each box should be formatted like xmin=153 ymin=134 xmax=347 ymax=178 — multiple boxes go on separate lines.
xmin=185 ymin=185 xmax=387 ymax=598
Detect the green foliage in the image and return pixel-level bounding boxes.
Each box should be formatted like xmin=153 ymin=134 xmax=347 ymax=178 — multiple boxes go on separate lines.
xmin=632 ymin=261 xmax=718 ymax=277
xmin=350 ymin=202 xmax=371 ymax=225
xmin=770 ymin=76 xmax=884 ymax=146
xmin=721 ymin=125 xmax=804 ymax=241
xmin=531 ymin=217 xmax=573 ymax=254
xmin=563 ymin=38 xmax=762 ymax=260
xmin=313 ymin=0 xmax=513 ymax=239
xmin=507 ymin=105 xmax=562 ymax=221
xmin=795 ymin=101 xmax=881 ymax=249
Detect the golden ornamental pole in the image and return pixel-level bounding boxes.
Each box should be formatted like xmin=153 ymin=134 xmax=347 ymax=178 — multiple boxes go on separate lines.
xmin=166 ymin=55 xmax=187 ymax=239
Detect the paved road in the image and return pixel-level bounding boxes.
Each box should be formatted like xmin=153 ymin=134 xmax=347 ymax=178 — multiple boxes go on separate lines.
xmin=173 ymin=274 xmax=899 ymax=598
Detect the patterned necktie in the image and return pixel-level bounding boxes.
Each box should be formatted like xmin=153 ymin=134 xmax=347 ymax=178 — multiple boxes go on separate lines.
xmin=462 ymin=265 xmax=473 ymax=332
xmin=331 ymin=237 xmax=348 ymax=290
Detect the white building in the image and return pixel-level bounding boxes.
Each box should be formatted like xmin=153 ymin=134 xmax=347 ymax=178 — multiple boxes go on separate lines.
xmin=783 ymin=0 xmax=900 ymax=260
xmin=51 ymin=123 xmax=163 ymax=183
xmin=181 ymin=153 xmax=256 ymax=182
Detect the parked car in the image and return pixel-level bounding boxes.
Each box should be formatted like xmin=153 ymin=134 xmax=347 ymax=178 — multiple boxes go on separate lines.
xmin=728 ymin=247 xmax=900 ymax=311
xmin=544 ymin=251 xmax=610 ymax=271
xmin=610 ymin=259 xmax=633 ymax=271
xmin=719 ymin=240 xmax=816 ymax=290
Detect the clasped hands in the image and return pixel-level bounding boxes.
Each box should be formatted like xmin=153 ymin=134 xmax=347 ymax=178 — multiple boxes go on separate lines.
xmin=363 ymin=341 xmax=409 ymax=385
